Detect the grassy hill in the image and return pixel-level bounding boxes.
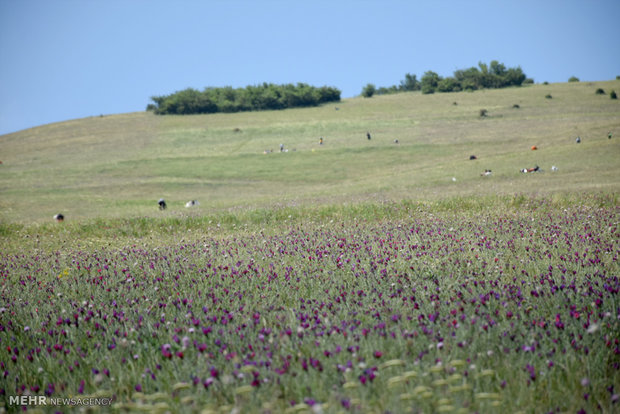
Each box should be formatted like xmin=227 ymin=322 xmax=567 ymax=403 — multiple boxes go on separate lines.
xmin=1 ymin=80 xmax=619 ymax=224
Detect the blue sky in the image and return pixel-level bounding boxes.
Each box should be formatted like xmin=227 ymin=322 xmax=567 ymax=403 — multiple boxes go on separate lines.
xmin=1 ymin=0 xmax=619 ymax=135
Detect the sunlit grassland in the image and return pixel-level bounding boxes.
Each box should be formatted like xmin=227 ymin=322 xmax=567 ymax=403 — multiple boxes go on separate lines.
xmin=1 ymin=80 xmax=618 ymax=224
xmin=0 ymin=81 xmax=619 ymax=413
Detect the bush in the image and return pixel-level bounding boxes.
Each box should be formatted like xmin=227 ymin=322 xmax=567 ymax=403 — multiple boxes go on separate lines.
xmin=545 ymin=94 xmax=553 ymax=99
xmin=479 ymin=109 xmax=488 ymax=117
xmin=149 ymin=83 xmax=341 ymax=115
xmin=568 ymin=76 xmax=579 ymax=82
xmin=611 ymin=90 xmax=618 ymax=99
xmin=595 ymin=88 xmax=605 ymax=95
xmin=361 ymin=83 xmax=376 ymax=98
xmin=399 ymin=73 xmax=420 ymax=91
xmin=437 ymin=77 xmax=461 ymax=92
xmin=421 ymin=71 xmax=441 ymax=94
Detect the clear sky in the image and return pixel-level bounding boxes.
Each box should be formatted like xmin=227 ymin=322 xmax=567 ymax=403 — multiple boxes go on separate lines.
xmin=1 ymin=0 xmax=619 ymax=136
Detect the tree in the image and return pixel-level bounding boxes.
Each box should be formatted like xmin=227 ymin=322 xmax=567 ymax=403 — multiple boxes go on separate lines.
xmin=421 ymin=71 xmax=441 ymax=94
xmin=361 ymin=83 xmax=376 ymax=98
xmin=437 ymin=77 xmax=460 ymax=92
xmin=399 ymin=73 xmax=420 ymax=91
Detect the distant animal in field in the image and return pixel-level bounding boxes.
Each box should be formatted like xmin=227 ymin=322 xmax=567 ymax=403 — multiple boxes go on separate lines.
xmin=520 ymin=166 xmax=540 ymax=173
xmin=481 ymin=169 xmax=492 ymax=176
xmin=531 ymin=145 xmax=538 ymax=150
xmin=576 ymin=136 xmax=581 ymax=143
xmin=54 ymin=213 xmax=64 ymax=222
xmin=608 ymin=132 xmax=612 ymax=139
xmin=185 ymin=200 xmax=199 ymax=208
xmin=158 ymin=199 xmax=167 ymax=210
xmin=551 ymin=166 xmax=559 ymax=172
xmin=367 ymin=132 xmax=371 ymax=140
xmin=469 ymin=155 xmax=477 ymax=160
xmin=393 ymin=139 xmax=399 ymax=144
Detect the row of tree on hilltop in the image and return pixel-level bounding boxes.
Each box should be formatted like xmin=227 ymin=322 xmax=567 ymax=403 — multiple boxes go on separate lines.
xmin=147 ymin=83 xmax=341 ymax=115
xmin=147 ymin=61 xmax=530 ymax=115
xmin=363 ymin=60 xmax=531 ymax=97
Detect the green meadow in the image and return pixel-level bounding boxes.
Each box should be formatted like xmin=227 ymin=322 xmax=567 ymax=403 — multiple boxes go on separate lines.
xmin=0 ymin=81 xmax=618 ymax=413
xmin=1 ymin=80 xmax=618 ymax=227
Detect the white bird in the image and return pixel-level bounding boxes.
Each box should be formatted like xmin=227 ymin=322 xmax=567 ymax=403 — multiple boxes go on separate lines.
xmin=185 ymin=200 xmax=200 ymax=208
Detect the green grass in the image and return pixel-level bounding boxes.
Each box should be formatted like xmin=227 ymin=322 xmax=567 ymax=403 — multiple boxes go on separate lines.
xmin=0 ymin=82 xmax=619 ymax=413
xmin=1 ymin=80 xmax=619 ymax=224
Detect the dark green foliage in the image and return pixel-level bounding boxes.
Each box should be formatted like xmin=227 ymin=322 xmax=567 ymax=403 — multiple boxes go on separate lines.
xmin=421 ymin=71 xmax=441 ymax=94
xmin=360 ymin=60 xmax=528 ymax=97
xmin=399 ymin=73 xmax=420 ymax=91
xmin=417 ymin=61 xmax=527 ymax=94
xmin=361 ymin=83 xmax=376 ymax=98
xmin=568 ymin=76 xmax=580 ymax=82
xmin=376 ymin=85 xmax=399 ymax=95
xmin=437 ymin=77 xmax=461 ymax=92
xmin=148 ymin=83 xmax=341 ymax=115
xmin=611 ymin=90 xmax=618 ymax=99
xmin=595 ymin=88 xmax=605 ymax=95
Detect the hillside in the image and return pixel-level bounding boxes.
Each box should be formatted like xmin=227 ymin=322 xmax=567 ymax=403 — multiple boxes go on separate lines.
xmin=1 ymin=80 xmax=619 ymax=224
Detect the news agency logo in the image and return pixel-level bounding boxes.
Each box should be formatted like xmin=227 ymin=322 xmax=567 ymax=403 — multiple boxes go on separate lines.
xmin=8 ymin=395 xmax=113 ymax=407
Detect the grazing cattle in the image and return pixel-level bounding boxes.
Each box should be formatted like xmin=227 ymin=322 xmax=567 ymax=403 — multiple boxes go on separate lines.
xmin=54 ymin=213 xmax=64 ymax=222
xmin=319 ymin=137 xmax=323 ymax=145
xmin=520 ymin=166 xmax=540 ymax=173
xmin=185 ymin=200 xmax=199 ymax=208
xmin=469 ymin=155 xmax=477 ymax=160
xmin=367 ymin=132 xmax=371 ymax=140
xmin=481 ymin=169 xmax=492 ymax=176
xmin=158 ymin=199 xmax=167 ymax=210
xmin=393 ymin=139 xmax=399 ymax=144
xmin=551 ymin=166 xmax=559 ymax=172
xmin=531 ymin=145 xmax=538 ymax=150
xmin=576 ymin=136 xmax=581 ymax=143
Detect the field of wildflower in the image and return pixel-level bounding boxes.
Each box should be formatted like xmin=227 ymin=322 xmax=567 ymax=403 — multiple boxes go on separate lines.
xmin=1 ymin=196 xmax=618 ymax=413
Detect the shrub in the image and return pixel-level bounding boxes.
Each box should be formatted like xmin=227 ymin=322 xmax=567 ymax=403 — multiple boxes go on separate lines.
xmin=361 ymin=83 xmax=376 ymax=98
xmin=399 ymin=73 xmax=420 ymax=91
xmin=479 ymin=109 xmax=488 ymax=117
xmin=437 ymin=77 xmax=461 ymax=92
xmin=611 ymin=90 xmax=618 ymax=99
xmin=545 ymin=94 xmax=553 ymax=99
xmin=595 ymin=88 xmax=605 ymax=95
xmin=568 ymin=76 xmax=579 ymax=82
xmin=421 ymin=71 xmax=441 ymax=94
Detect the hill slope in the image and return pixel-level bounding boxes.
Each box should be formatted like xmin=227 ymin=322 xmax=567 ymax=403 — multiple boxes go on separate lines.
xmin=1 ymin=80 xmax=619 ymax=223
